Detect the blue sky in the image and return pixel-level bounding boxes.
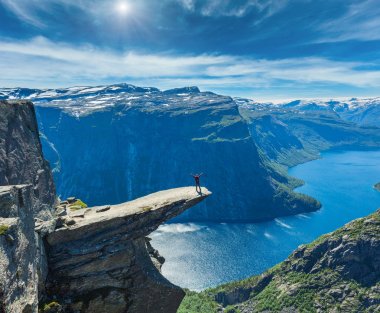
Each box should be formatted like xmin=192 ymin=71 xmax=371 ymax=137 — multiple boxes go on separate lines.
xmin=1 ymin=0 xmax=380 ymax=100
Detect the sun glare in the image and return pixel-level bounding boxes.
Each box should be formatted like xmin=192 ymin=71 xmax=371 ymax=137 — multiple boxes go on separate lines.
xmin=116 ymin=1 xmax=130 ymax=16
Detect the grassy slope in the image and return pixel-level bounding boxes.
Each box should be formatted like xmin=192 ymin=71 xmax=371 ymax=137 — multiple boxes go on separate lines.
xmin=178 ymin=209 xmax=380 ymax=313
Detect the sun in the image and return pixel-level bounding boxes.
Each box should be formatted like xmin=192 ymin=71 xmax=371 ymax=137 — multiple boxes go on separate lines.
xmin=115 ymin=1 xmax=130 ymax=16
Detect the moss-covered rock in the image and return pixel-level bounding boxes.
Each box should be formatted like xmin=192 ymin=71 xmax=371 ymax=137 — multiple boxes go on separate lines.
xmin=0 ymin=224 xmax=9 ymax=235
xmin=40 ymin=301 xmax=62 ymax=313
xmin=68 ymin=199 xmax=87 ymax=211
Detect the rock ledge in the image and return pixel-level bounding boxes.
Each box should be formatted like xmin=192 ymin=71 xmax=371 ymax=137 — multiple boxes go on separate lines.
xmin=46 ymin=187 xmax=211 ymax=313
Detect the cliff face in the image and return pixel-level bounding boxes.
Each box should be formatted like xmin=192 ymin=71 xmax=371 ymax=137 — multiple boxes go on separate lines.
xmin=180 ymin=209 xmax=380 ymax=313
xmin=0 ymin=100 xmax=56 ymax=219
xmin=45 ymin=187 xmax=211 ymax=312
xmin=0 ymin=101 xmax=56 ymax=312
xmin=0 ymin=185 xmax=39 ymax=313
xmin=0 ymin=100 xmax=210 ymax=313
xmin=34 ymin=87 xmax=319 ymax=222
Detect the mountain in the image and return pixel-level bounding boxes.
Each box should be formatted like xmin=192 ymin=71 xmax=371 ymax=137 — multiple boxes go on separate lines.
xmin=2 ymin=84 xmax=379 ymax=222
xmin=238 ymin=99 xmax=380 ymax=168
xmin=236 ymin=97 xmax=380 ymax=128
xmin=0 ymin=83 xmax=159 ymax=103
xmin=24 ymin=84 xmax=318 ymax=222
xmin=179 ymin=208 xmax=380 ymax=312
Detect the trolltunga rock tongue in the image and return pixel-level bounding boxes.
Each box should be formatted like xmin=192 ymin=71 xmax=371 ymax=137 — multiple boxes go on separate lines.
xmin=45 ymin=187 xmax=211 ymax=313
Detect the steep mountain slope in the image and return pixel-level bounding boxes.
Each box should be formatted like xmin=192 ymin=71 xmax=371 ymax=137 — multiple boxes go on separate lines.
xmin=0 ymin=100 xmax=57 ymax=312
xmin=27 ymin=85 xmax=318 ymax=222
xmin=0 ymin=185 xmax=40 ymax=313
xmin=179 ymin=208 xmax=380 ymax=312
xmin=0 ymin=100 xmax=56 ymax=219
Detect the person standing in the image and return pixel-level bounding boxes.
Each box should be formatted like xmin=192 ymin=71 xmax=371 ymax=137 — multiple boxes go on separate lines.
xmin=191 ymin=173 xmax=203 ymax=193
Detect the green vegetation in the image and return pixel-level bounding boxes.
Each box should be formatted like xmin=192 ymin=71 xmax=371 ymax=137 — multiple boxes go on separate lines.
xmin=68 ymin=199 xmax=87 ymax=211
xmin=39 ymin=301 xmax=61 ymax=313
xmin=225 ymin=306 xmax=241 ymax=313
xmin=177 ymin=290 xmax=219 ymax=313
xmin=140 ymin=206 xmax=153 ymax=212
xmin=178 ymin=209 xmax=380 ymax=312
xmin=203 ymin=115 xmax=242 ymax=129
xmin=307 ymin=210 xmax=380 ymax=249
xmin=0 ymin=224 xmax=9 ymax=235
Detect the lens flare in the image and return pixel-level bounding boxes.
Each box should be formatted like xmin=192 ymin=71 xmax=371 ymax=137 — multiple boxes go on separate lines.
xmin=116 ymin=1 xmax=130 ymax=15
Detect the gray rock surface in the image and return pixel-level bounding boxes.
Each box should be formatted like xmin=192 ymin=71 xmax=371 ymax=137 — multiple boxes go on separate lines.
xmin=0 ymin=185 xmax=39 ymax=313
xmin=45 ymin=187 xmax=211 ymax=313
xmin=0 ymin=99 xmax=209 ymax=313
xmin=0 ymin=100 xmax=56 ymax=220
xmin=0 ymin=100 xmax=57 ymax=313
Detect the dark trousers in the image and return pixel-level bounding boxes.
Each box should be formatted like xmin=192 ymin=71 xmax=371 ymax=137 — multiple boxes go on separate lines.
xmin=195 ymin=183 xmax=202 ymax=193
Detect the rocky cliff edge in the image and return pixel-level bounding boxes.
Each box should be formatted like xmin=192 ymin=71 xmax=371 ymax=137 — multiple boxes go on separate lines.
xmin=44 ymin=187 xmax=211 ymax=313
xmin=0 ymin=100 xmax=211 ymax=313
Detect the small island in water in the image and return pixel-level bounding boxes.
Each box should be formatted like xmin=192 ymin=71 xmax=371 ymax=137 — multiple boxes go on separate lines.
xmin=375 ymin=182 xmax=380 ymax=192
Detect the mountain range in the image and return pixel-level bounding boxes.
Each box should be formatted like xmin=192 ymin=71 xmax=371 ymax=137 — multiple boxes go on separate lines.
xmin=1 ymin=84 xmax=379 ymax=222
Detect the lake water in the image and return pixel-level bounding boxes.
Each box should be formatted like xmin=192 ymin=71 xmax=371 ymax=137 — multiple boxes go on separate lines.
xmin=151 ymin=150 xmax=380 ymax=291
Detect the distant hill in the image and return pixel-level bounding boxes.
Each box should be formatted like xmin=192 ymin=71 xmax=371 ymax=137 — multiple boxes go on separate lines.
xmin=238 ymin=98 xmax=380 ymax=168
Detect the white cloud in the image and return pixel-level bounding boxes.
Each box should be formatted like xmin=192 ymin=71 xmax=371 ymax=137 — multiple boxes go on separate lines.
xmin=2 ymin=0 xmax=286 ymax=25
xmin=1 ymin=36 xmax=380 ymax=92
xmin=177 ymin=0 xmax=287 ymax=18
xmin=318 ymin=0 xmax=380 ymax=42
xmin=0 ymin=0 xmax=45 ymax=27
xmin=0 ymin=0 xmax=120 ymax=28
xmin=178 ymin=0 xmax=195 ymax=11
